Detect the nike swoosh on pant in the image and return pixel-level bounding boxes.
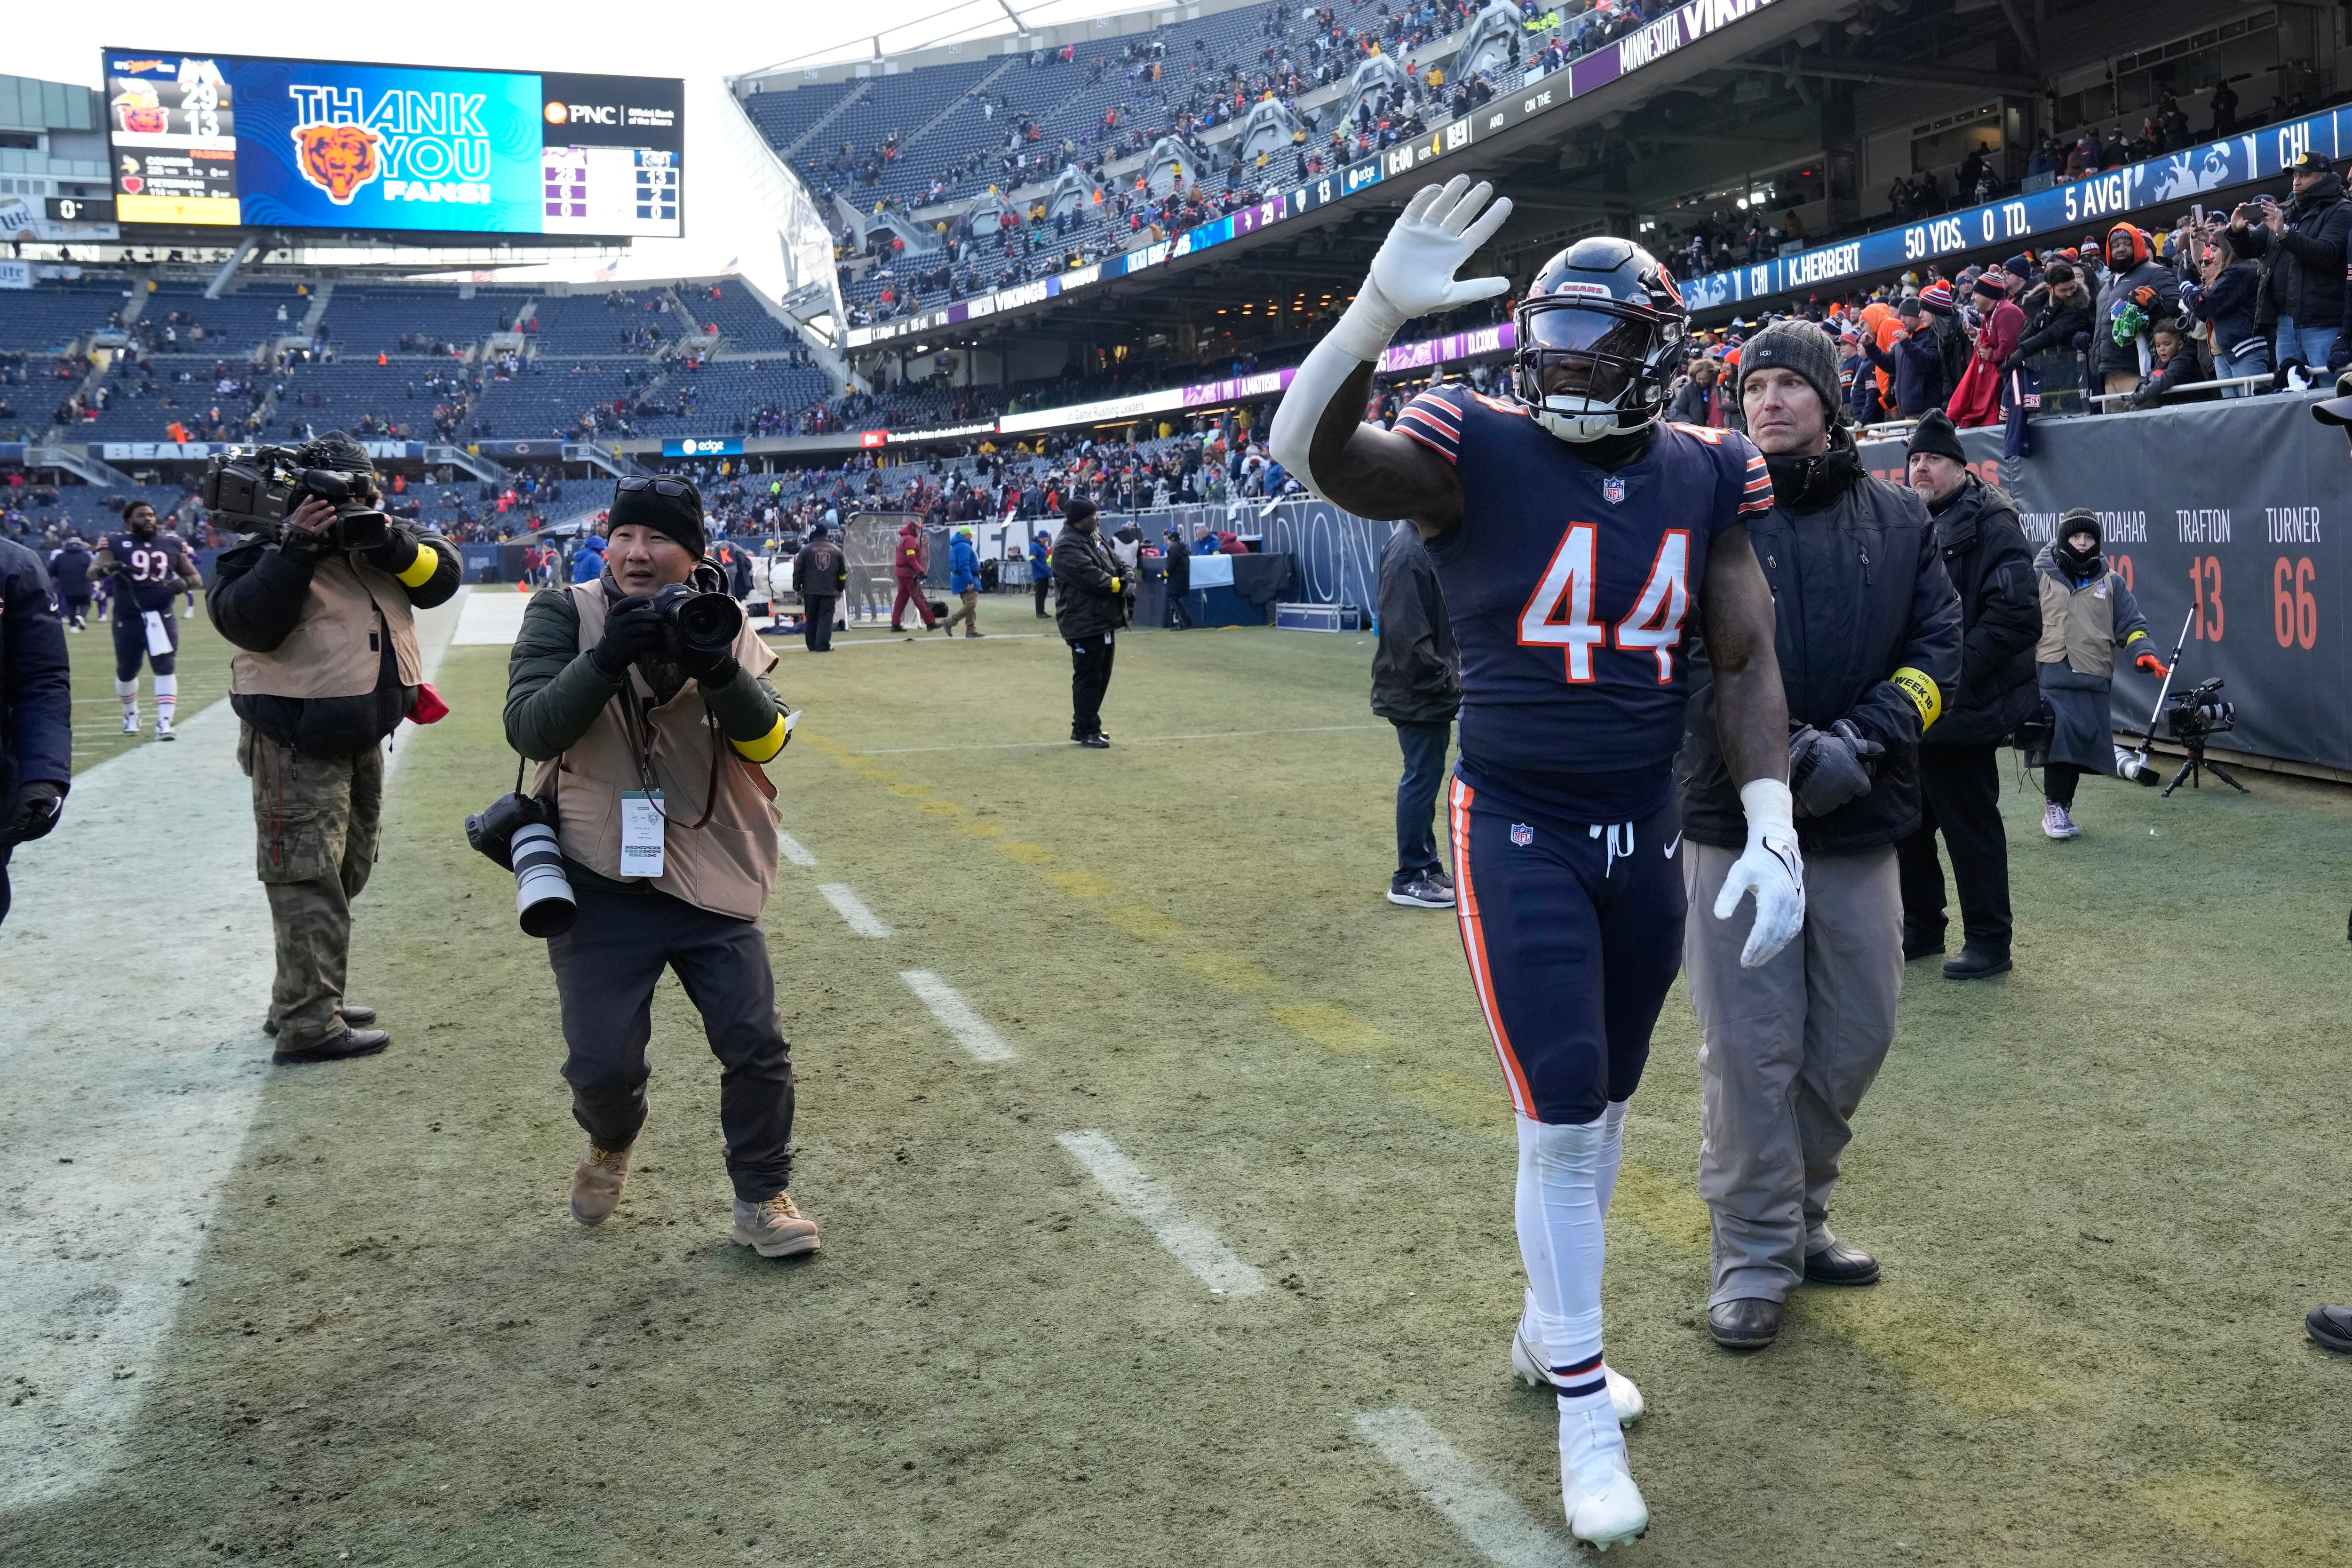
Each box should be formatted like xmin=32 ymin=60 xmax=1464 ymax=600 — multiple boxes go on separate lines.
xmin=1664 ymin=832 xmax=1684 ymax=859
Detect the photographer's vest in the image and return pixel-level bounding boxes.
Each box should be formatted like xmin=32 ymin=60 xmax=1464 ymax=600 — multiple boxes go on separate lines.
xmin=2036 ymin=568 xmax=2124 ymax=679
xmin=230 ymin=551 xmax=422 ymax=698
xmin=532 ymin=581 xmax=783 ymax=921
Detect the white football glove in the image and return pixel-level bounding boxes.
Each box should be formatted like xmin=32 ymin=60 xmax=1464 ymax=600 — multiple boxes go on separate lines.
xmin=1330 ymin=175 xmax=1515 ymax=361
xmin=1713 ymin=779 xmax=1805 ymax=969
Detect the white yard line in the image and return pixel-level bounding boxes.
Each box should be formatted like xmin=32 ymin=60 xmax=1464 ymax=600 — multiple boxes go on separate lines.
xmin=861 ymin=723 xmax=1387 ymax=756
xmin=0 ymin=591 xmax=461 ymax=1514
xmin=777 ymin=831 xmax=818 ymax=868
xmin=449 ymin=587 xmax=533 ymax=645
xmin=817 ymin=883 xmax=891 ymax=938
xmin=898 ymin=971 xmax=1015 ymax=1063
xmin=1053 ymin=1131 xmax=1267 ymax=1297
xmin=1352 ymin=1408 xmax=1570 ymax=1568
xmin=769 ymin=631 xmax=1058 ymax=653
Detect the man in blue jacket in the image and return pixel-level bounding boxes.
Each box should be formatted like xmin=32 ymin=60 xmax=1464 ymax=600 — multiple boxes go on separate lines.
xmin=0 ymin=536 xmax=72 ymax=927
xmin=570 ymin=532 xmax=607 ymax=584
xmin=1028 ymin=530 xmax=1053 ymax=618
xmin=943 ymin=526 xmax=985 ymax=638
xmin=1860 ymin=298 xmax=1949 ymax=417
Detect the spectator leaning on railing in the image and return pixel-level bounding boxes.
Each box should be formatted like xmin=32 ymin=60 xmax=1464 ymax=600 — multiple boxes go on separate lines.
xmin=2092 ymin=224 xmax=2179 ymax=401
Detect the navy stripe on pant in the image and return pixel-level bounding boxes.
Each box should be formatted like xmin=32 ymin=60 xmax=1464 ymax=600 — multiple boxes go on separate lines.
xmin=1450 ymin=779 xmax=1686 ymax=1125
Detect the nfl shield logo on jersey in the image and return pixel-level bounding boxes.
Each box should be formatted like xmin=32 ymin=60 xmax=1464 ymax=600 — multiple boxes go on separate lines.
xmin=1510 ymin=822 xmax=1534 ymax=847
xmin=1602 ymin=476 xmax=1626 ymax=505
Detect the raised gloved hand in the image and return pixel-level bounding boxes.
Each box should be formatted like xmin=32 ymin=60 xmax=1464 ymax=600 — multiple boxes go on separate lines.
xmin=2136 ymin=651 xmax=2170 ymax=677
xmin=591 ymin=595 xmax=669 ymax=679
xmin=1714 ymin=778 xmax=1805 ymax=969
xmin=3 ymin=780 xmax=64 ymax=847
xmin=1788 ymin=722 xmax=1878 ymax=818
xmin=1332 ymin=175 xmax=1515 ymax=361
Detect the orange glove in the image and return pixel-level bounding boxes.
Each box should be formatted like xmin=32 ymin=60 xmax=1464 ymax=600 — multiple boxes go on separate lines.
xmin=2136 ymin=652 xmax=2169 ymax=677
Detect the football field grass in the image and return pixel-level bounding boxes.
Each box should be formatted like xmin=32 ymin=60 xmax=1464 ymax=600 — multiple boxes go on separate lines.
xmin=6 ymin=605 xmax=2351 ymax=1566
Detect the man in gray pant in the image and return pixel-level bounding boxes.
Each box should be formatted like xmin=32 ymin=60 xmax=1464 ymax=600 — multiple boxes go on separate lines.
xmin=1675 ymin=321 xmax=1960 ymax=1350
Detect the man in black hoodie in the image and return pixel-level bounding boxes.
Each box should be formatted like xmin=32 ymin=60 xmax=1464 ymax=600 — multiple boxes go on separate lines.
xmin=1891 ymin=413 xmax=2038 ymax=979
xmin=1678 ymin=321 xmax=1960 ymax=1350
xmin=208 ymin=432 xmax=461 ymax=1063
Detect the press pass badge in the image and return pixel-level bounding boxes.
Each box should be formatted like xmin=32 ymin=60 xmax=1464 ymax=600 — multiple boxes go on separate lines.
xmin=620 ymin=791 xmax=666 ymax=879
xmin=142 ymin=610 xmax=173 ymax=657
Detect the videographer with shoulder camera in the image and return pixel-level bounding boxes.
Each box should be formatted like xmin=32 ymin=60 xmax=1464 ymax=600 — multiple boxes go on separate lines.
xmin=208 ymin=431 xmax=460 ymax=1066
xmin=2031 ymin=509 xmax=2166 ymax=842
xmin=500 ymin=476 xmax=818 ymax=1259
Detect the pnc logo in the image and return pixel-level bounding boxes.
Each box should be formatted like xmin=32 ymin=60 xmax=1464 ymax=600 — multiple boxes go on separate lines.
xmin=548 ymin=101 xmax=617 ymax=125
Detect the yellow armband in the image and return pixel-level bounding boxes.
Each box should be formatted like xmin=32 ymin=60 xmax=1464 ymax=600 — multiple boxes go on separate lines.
xmin=394 ymin=542 xmax=439 ymax=589
xmin=730 ymin=713 xmax=789 ymax=764
xmin=2123 ymin=629 xmax=2148 ymax=645
xmin=1889 ymin=666 xmax=1942 ymax=730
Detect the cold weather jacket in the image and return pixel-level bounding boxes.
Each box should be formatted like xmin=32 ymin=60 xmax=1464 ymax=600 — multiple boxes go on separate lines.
xmin=1862 ymin=326 xmax=1948 ymax=416
xmin=1677 ymin=431 xmax=1962 ymax=854
xmin=2179 ymin=260 xmax=2267 ymax=359
xmin=2130 ymin=346 xmax=2209 ymax=408
xmin=2244 ymin=173 xmax=2351 ymax=332
xmin=2032 ymin=542 xmax=2153 ymax=775
xmin=209 ymin=521 xmax=461 ymax=757
xmin=0 ymin=538 xmax=71 ymax=840
xmin=948 ymin=535 xmax=982 ymax=593
xmin=1920 ymin=475 xmax=2038 ymax=746
xmin=793 ymin=539 xmax=847 ymax=597
xmin=2006 ymin=297 xmax=2093 ymax=366
xmin=1163 ymin=537 xmax=1190 ymax=596
xmin=1841 ymin=352 xmax=1878 ymax=424
xmin=1050 ymin=523 xmax=1128 ymax=641
xmin=1369 ymin=522 xmax=1459 ymax=726
xmin=2092 ymin=227 xmax=2179 ymax=379
xmin=47 ymin=543 xmax=92 ymax=597
xmin=1665 ymin=375 xmax=1741 ymax=430
xmin=1028 ymin=537 xmax=1053 ymax=581
xmin=892 ymin=521 xmax=929 ymax=581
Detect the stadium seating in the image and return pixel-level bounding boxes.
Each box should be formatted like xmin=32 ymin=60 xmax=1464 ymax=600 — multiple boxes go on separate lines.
xmin=522 ymin=291 xmax=682 ymax=355
xmin=0 ymin=279 xmax=135 ymax=355
xmin=321 ymin=287 xmax=532 ymax=356
xmin=138 ymin=284 xmax=310 ymax=354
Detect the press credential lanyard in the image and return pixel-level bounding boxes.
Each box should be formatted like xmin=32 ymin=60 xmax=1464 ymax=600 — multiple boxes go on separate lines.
xmin=620 ymin=791 xmax=666 ymax=879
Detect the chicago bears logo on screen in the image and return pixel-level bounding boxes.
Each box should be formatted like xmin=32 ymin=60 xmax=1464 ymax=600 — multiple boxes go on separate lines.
xmin=293 ymin=123 xmax=383 ymax=204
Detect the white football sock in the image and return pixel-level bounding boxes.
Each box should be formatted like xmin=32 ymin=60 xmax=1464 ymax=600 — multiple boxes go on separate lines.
xmin=154 ymin=674 xmax=177 ymax=725
xmin=115 ymin=677 xmax=139 ymax=719
xmin=1515 ymin=1113 xmax=1628 ymax=1492
xmin=1597 ymin=1098 xmax=1628 ymax=1217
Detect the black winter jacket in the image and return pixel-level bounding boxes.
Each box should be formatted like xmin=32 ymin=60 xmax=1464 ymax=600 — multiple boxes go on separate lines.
xmin=1050 ymin=523 xmax=1128 ymax=640
xmin=208 ymin=522 xmax=461 ymax=756
xmin=2179 ymin=260 xmax=2266 ymax=358
xmin=2093 ymin=255 xmax=2180 ymax=378
xmin=1677 ymin=434 xmax=1962 ymax=853
xmin=2006 ymin=298 xmax=2093 ymax=366
xmin=1369 ymin=523 xmax=1459 ymax=725
xmin=2246 ymin=175 xmax=2351 ymax=333
xmin=1919 ymin=475 xmax=2039 ymax=746
xmin=1 ymin=538 xmax=72 ymax=838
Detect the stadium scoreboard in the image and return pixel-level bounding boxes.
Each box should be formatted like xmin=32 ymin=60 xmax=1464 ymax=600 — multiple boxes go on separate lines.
xmin=102 ymin=49 xmax=683 ymax=240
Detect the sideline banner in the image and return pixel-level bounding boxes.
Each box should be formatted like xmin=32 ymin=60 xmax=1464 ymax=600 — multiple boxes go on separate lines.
xmin=1261 ymin=395 xmax=2352 ymax=772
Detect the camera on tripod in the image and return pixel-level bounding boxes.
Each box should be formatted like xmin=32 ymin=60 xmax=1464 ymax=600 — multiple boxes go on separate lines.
xmin=199 ymin=446 xmax=389 ymax=552
xmin=2162 ymin=677 xmax=2235 ymax=741
xmin=650 ymin=563 xmax=745 ymax=661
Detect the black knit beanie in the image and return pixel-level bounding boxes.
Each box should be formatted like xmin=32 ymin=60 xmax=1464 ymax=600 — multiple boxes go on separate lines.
xmin=1906 ymin=409 xmax=1968 ymax=464
xmin=1739 ymin=320 xmax=1846 ymax=427
xmin=608 ymin=478 xmax=707 ymax=559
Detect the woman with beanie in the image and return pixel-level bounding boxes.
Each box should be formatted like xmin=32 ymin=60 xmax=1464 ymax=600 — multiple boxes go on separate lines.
xmin=2032 ymin=509 xmax=2168 ymax=839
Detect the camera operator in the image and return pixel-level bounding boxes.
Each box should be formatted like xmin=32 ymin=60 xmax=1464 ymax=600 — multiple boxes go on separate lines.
xmin=501 ymin=477 xmax=817 ymax=1259
xmin=209 ymin=432 xmax=460 ymax=1065
xmin=2031 ymin=510 xmax=2165 ymax=841
xmin=0 ymin=533 xmax=71 ymax=929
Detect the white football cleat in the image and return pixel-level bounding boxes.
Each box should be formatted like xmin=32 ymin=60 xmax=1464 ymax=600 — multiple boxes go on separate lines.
xmin=1560 ymin=1400 xmax=1649 ymax=1551
xmin=1511 ymin=1320 xmax=1644 ymax=1425
xmin=121 ymin=712 xmax=140 ymax=735
xmin=156 ymin=715 xmax=175 ymax=740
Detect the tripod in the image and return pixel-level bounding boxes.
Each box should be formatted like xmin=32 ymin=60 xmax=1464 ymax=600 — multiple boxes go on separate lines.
xmin=2161 ymin=731 xmax=2247 ymax=796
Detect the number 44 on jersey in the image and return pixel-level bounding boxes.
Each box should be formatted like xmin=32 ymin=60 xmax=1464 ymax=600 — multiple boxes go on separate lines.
xmin=1516 ymin=525 xmax=1691 ymax=685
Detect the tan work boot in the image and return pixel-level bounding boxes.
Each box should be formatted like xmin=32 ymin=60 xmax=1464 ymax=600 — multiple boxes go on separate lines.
xmin=731 ymin=1189 xmax=821 ymax=1258
xmin=569 ymin=1143 xmax=632 ymax=1225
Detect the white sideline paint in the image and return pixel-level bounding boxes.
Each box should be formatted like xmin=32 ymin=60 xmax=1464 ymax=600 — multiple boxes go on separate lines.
xmin=0 ymin=593 xmax=461 ymax=1513
xmin=898 ymin=970 xmax=1015 ymax=1063
xmin=450 ymin=586 xmax=533 ymax=645
xmin=817 ymin=883 xmax=890 ymax=938
xmin=1053 ymin=1131 xmax=1267 ymax=1297
xmin=777 ymin=831 xmax=818 ymax=868
xmin=1352 ymin=1407 xmax=1569 ymax=1568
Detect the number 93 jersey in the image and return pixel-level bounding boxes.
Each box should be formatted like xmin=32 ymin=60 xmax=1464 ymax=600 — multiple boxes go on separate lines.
xmin=1400 ymin=385 xmax=1770 ymax=815
xmin=103 ymin=531 xmax=191 ymax=616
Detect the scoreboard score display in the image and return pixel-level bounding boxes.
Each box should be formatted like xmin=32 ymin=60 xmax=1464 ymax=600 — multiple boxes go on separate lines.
xmin=102 ymin=49 xmax=683 ymax=239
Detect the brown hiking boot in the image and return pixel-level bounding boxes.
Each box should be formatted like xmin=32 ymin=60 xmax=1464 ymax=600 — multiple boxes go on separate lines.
xmin=569 ymin=1143 xmax=632 ymax=1225
xmin=730 ymin=1190 xmax=820 ymax=1258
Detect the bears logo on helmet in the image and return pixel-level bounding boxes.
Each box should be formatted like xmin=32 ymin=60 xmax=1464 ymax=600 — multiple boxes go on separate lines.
xmin=1512 ymin=237 xmax=1688 ymax=444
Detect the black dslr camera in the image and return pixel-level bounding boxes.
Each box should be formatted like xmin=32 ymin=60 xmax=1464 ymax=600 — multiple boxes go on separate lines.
xmin=464 ymin=792 xmax=578 ymax=937
xmin=200 ymin=445 xmax=389 ymax=551
xmin=651 ymin=563 xmax=745 ymax=660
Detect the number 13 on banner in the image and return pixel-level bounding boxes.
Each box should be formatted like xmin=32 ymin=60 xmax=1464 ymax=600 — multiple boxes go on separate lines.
xmin=1518 ymin=525 xmax=1691 ymax=684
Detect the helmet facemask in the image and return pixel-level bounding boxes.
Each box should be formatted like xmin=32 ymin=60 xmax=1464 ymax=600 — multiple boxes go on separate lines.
xmin=1513 ymin=294 xmax=1683 ymax=444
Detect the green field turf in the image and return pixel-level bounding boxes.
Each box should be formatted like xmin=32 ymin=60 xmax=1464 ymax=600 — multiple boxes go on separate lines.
xmin=7 ymin=612 xmax=2351 ymax=1567
xmin=59 ymin=593 xmax=232 ymax=777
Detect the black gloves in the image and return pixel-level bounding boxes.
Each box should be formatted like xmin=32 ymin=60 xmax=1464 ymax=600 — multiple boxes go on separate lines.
xmin=677 ymin=645 xmax=740 ymax=687
xmin=3 ymin=780 xmax=64 ymax=847
xmin=592 ymin=595 xmax=670 ymax=679
xmin=1788 ymin=719 xmax=1885 ymax=819
xmin=361 ymin=523 xmax=421 ymax=573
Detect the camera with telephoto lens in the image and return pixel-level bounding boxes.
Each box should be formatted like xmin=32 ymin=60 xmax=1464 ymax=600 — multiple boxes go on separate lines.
xmin=2162 ymin=677 xmax=2236 ymax=740
xmin=199 ymin=445 xmax=389 ymax=551
xmin=464 ymin=792 xmax=577 ymax=937
xmin=650 ymin=563 xmax=745 ymax=661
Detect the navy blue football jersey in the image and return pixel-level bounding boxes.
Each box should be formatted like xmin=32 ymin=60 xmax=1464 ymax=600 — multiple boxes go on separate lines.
xmin=1400 ymin=385 xmax=1772 ymax=819
xmin=104 ymin=532 xmax=190 ymax=616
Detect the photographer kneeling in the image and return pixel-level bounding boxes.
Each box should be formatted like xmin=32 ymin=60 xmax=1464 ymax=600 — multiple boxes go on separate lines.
xmin=501 ymin=477 xmax=817 ymax=1258
xmin=209 ymin=432 xmax=460 ymax=1065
